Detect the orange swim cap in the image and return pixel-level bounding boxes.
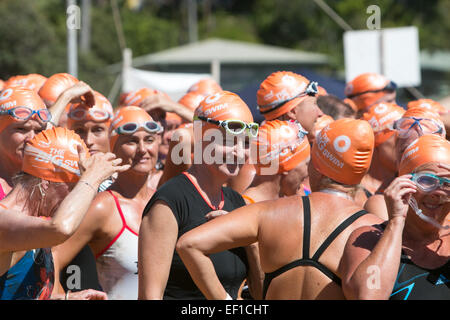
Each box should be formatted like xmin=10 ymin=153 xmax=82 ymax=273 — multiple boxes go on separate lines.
xmin=257 ymin=71 xmax=316 ymax=121
xmin=22 ymin=127 xmax=88 ymax=183
xmin=345 ymin=73 xmax=395 ymax=111
xmin=312 ymin=114 xmax=334 ymax=139
xmin=407 ymin=99 xmax=447 ymax=115
xmin=120 ymin=87 xmax=169 ymax=107
xmin=343 ymin=98 xmax=358 ymax=113
xmin=253 ymin=120 xmax=310 ymax=175
xmin=178 ymin=91 xmax=208 ymax=112
xmin=188 ymin=78 xmax=222 ymax=95
xmin=398 ymin=134 xmax=450 ymax=175
xmin=38 ymin=73 xmax=78 ymax=105
xmin=317 ymin=86 xmax=328 ymax=96
xmin=362 ymin=102 xmax=405 ymax=146
xmin=312 ymin=118 xmax=374 ymax=185
xmin=109 ymin=106 xmax=157 ymax=151
xmin=0 ymin=87 xmax=47 ymax=132
xmin=5 ymin=74 xmax=47 ymax=92
xmin=195 ymin=91 xmax=253 ymax=123
xmin=67 ymin=91 xmax=114 ymax=128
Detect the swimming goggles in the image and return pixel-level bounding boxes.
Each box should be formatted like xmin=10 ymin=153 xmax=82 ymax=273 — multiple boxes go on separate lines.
xmin=410 ymin=172 xmax=450 ymax=193
xmin=258 ymin=81 xmax=319 ymax=115
xmin=194 ymin=115 xmax=259 ymax=138
xmin=114 ymin=121 xmax=163 ymax=135
xmin=68 ymin=108 xmax=111 ymax=122
xmin=0 ymin=106 xmax=52 ymax=122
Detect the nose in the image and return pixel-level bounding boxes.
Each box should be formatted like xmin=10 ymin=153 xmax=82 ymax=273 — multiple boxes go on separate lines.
xmin=85 ymin=131 xmax=95 ymax=147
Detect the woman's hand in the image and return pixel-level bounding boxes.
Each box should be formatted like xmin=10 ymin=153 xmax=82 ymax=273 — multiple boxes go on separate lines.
xmin=384 ymin=174 xmax=417 ymax=221
xmin=66 ymin=289 xmax=108 ymax=300
xmin=62 ymin=81 xmax=96 ymax=107
xmin=77 ymin=146 xmax=131 ymax=188
xmin=205 ymin=210 xmax=229 ymax=220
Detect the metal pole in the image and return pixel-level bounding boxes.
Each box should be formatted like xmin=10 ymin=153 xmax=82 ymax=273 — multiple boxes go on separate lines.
xmin=80 ymin=0 xmax=91 ymax=53
xmin=187 ymin=0 xmax=198 ymax=43
xmin=67 ymin=0 xmax=78 ymax=78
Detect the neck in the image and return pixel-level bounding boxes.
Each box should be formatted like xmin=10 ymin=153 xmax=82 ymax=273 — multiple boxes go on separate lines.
xmin=0 ymin=157 xmax=20 ymax=188
xmin=364 ymin=150 xmax=396 ymax=193
xmin=0 ymin=184 xmax=33 ymax=215
xmin=187 ymin=165 xmax=226 ymax=202
xmin=319 ymin=187 xmax=354 ymax=201
xmin=247 ymin=174 xmax=281 ymax=200
xmin=110 ymin=170 xmax=152 ymax=200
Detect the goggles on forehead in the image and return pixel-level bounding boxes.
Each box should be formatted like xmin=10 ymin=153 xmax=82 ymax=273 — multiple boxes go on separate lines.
xmin=114 ymin=121 xmax=163 ymax=135
xmin=346 ymin=81 xmax=397 ymax=99
xmin=0 ymin=106 xmax=52 ymax=123
xmin=392 ymin=117 xmax=443 ymax=137
xmin=194 ymin=115 xmax=259 ymax=138
xmin=411 ymin=172 xmax=450 ymax=193
xmin=258 ymin=81 xmax=319 ymax=115
xmin=68 ymin=108 xmax=111 ymax=122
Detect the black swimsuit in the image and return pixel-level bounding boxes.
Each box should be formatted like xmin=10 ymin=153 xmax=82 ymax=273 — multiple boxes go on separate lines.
xmin=262 ymin=196 xmax=368 ymax=299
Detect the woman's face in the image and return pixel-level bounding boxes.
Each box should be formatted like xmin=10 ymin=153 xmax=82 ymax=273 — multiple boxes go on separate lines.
xmin=280 ymin=157 xmax=310 ymax=196
xmin=113 ymin=130 xmax=160 ymax=175
xmin=202 ymin=127 xmax=249 ymax=179
xmin=0 ymin=119 xmax=46 ymax=171
xmin=412 ymin=163 xmax=450 ymax=224
xmin=71 ymin=121 xmax=110 ymax=156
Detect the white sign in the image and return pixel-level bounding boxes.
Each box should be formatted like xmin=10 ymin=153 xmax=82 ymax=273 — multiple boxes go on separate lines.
xmin=344 ymin=26 xmax=421 ymax=87
xmin=122 ymin=67 xmax=211 ymax=102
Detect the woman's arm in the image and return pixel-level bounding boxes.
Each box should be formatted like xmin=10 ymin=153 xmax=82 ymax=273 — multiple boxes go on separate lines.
xmin=47 ymin=82 xmax=95 ymax=128
xmin=176 ymin=203 xmax=261 ymax=300
xmin=0 ymin=152 xmax=130 ymax=252
xmin=139 ymin=95 xmax=194 ymax=123
xmin=339 ymin=175 xmax=416 ymax=300
xmin=138 ymin=201 xmax=179 ymax=300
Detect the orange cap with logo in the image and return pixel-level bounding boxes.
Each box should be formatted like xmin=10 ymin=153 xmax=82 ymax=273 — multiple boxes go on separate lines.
xmin=312 ymin=114 xmax=334 ymax=139
xmin=22 ymin=126 xmax=88 ymax=183
xmin=398 ymin=134 xmax=450 ymax=175
xmin=253 ymin=120 xmax=310 ymax=175
xmin=121 ymin=87 xmax=169 ymax=107
xmin=178 ymin=91 xmax=208 ymax=111
xmin=362 ymin=102 xmax=405 ymax=146
xmin=188 ymin=78 xmax=222 ymax=95
xmin=407 ymin=99 xmax=447 ymax=115
xmin=195 ymin=91 xmax=253 ymax=122
xmin=67 ymin=91 xmax=114 ymax=128
xmin=109 ymin=106 xmax=156 ymax=151
xmin=0 ymin=87 xmax=47 ymax=132
xmin=5 ymin=74 xmax=48 ymax=92
xmin=312 ymin=118 xmax=374 ymax=185
xmin=38 ymin=73 xmax=78 ymax=105
xmin=257 ymin=71 xmax=315 ymax=121
xmin=345 ymin=73 xmax=394 ymax=111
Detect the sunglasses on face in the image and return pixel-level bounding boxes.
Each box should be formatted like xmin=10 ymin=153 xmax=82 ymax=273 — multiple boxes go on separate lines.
xmin=0 ymin=106 xmax=52 ymax=123
xmin=392 ymin=117 xmax=443 ymax=137
xmin=346 ymin=81 xmax=397 ymax=99
xmin=114 ymin=121 xmax=163 ymax=135
xmin=68 ymin=108 xmax=111 ymax=122
xmin=195 ymin=115 xmax=259 ymax=138
xmin=258 ymin=81 xmax=319 ymax=115
xmin=411 ymin=172 xmax=450 ymax=193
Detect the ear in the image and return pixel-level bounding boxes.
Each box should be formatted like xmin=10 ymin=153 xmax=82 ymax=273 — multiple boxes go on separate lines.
xmin=283 ymin=109 xmax=297 ymax=121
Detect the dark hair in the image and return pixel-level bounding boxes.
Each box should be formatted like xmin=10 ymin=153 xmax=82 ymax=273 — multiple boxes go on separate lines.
xmin=317 ymin=95 xmax=356 ymax=120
